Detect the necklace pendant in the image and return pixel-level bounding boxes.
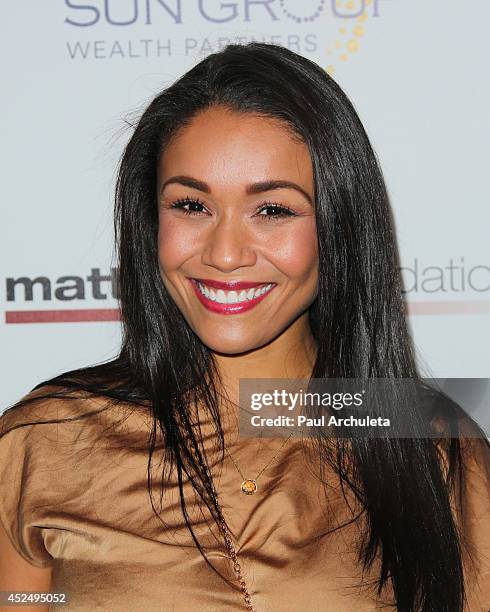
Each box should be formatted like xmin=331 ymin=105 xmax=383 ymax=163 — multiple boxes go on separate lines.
xmin=241 ymin=479 xmax=257 ymax=495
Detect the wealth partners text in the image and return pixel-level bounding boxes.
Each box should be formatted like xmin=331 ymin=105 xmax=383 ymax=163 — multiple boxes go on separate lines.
xmin=248 ymin=390 xmax=391 ymax=429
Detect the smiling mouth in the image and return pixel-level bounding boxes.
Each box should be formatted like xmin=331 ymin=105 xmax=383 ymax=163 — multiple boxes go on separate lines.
xmin=188 ymin=278 xmax=276 ymax=314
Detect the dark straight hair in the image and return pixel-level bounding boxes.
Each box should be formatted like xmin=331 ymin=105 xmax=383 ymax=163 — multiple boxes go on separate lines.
xmin=3 ymin=42 xmax=489 ymax=611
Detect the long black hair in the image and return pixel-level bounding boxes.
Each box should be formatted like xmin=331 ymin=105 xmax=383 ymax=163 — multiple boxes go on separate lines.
xmin=2 ymin=42 xmax=489 ymax=611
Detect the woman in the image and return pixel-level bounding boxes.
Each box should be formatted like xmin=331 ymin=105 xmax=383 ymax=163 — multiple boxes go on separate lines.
xmin=0 ymin=42 xmax=489 ymax=611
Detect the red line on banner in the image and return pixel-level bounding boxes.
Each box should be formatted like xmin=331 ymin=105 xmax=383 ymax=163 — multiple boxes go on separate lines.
xmin=5 ymin=309 xmax=121 ymax=324
xmin=3 ymin=301 xmax=490 ymax=324
xmin=405 ymin=300 xmax=490 ymax=315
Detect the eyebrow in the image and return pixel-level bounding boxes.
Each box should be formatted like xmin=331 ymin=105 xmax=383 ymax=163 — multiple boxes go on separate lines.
xmin=160 ymin=175 xmax=313 ymax=205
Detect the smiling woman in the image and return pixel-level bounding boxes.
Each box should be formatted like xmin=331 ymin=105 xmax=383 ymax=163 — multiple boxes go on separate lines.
xmin=156 ymin=106 xmax=318 ymax=352
xmin=1 ymin=42 xmax=489 ymax=612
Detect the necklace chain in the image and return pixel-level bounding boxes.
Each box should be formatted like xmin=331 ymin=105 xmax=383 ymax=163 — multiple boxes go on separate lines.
xmin=225 ymin=433 xmax=294 ymax=489
xmin=207 ymin=433 xmax=293 ymax=611
xmin=212 ymin=488 xmax=257 ymax=612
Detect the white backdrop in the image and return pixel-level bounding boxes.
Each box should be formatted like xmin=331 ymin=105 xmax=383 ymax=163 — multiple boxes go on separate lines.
xmin=2 ymin=0 xmax=489 ymax=411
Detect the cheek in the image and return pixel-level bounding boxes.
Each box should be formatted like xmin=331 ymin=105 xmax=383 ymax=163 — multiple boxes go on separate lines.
xmin=269 ymin=219 xmax=318 ymax=281
xmin=157 ymin=215 xmax=196 ymax=271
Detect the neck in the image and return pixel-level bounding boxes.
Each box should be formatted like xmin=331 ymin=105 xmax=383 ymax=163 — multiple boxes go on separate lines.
xmin=211 ymin=312 xmax=318 ymax=412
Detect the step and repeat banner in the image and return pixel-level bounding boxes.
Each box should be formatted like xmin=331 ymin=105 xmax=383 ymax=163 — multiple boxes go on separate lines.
xmin=1 ymin=1 xmax=489 ymax=410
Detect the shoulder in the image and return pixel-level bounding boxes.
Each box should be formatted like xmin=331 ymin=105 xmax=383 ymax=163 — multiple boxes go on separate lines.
xmin=449 ymin=428 xmax=490 ymax=611
xmin=1 ymin=383 xmax=150 ymax=430
xmin=0 ymin=384 xmax=108 ymax=572
xmin=461 ymin=441 xmax=490 ymax=611
xmin=0 ymin=383 xmax=153 ymax=461
xmin=0 ymin=385 xmax=100 ymax=462
xmin=0 ymin=384 xmax=152 ymax=524
xmin=1 ymin=384 xmax=105 ymax=426
xmin=434 ymin=412 xmax=490 ymax=526
xmin=430 ymin=410 xmax=490 ymax=610
xmin=0 ymin=383 xmax=153 ymax=571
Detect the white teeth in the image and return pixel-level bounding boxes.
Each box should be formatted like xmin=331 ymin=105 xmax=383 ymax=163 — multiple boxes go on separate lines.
xmin=254 ymin=284 xmax=272 ymax=298
xmin=197 ymin=282 xmax=273 ymax=304
xmin=227 ymin=291 xmax=239 ymax=304
xmin=215 ymin=289 xmax=227 ymax=304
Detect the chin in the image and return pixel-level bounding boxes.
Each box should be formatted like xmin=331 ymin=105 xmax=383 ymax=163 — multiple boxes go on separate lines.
xmin=197 ymin=333 xmax=269 ymax=356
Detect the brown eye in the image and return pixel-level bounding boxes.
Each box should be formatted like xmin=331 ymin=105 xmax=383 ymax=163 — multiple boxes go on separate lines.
xmin=256 ymin=202 xmax=296 ymax=222
xmin=169 ymin=196 xmax=207 ymax=215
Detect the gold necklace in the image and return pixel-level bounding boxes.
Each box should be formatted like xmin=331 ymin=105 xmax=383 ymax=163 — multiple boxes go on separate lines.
xmin=208 ymin=481 xmax=256 ymax=611
xmin=207 ymin=433 xmax=293 ymax=611
xmin=224 ymin=432 xmax=294 ymax=495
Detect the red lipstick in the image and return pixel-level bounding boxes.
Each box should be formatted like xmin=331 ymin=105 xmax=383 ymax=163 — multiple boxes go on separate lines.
xmin=188 ymin=278 xmax=276 ymax=315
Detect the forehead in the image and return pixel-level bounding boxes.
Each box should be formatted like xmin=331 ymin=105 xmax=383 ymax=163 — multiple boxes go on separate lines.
xmin=158 ymin=106 xmax=313 ymax=188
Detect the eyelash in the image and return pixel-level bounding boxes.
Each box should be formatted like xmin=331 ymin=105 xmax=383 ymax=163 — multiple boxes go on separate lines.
xmin=168 ymin=196 xmax=296 ymax=222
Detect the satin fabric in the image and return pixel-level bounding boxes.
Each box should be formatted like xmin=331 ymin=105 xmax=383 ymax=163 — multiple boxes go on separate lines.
xmin=0 ymin=387 xmax=488 ymax=611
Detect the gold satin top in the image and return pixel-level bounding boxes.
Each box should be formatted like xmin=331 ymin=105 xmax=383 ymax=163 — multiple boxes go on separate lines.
xmin=0 ymin=387 xmax=489 ymax=611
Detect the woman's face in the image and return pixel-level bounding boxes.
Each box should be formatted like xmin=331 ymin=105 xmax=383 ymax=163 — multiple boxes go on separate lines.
xmin=157 ymin=105 xmax=318 ymax=355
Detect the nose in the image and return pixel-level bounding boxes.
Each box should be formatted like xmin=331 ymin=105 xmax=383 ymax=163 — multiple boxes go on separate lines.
xmin=201 ymin=215 xmax=257 ymax=273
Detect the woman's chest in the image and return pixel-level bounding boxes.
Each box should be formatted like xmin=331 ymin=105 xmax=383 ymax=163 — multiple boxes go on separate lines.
xmin=37 ymin=442 xmax=392 ymax=611
xmin=45 ymin=527 xmax=389 ymax=611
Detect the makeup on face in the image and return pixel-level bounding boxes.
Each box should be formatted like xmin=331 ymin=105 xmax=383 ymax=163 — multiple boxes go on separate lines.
xmin=156 ymin=106 xmax=318 ymax=354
